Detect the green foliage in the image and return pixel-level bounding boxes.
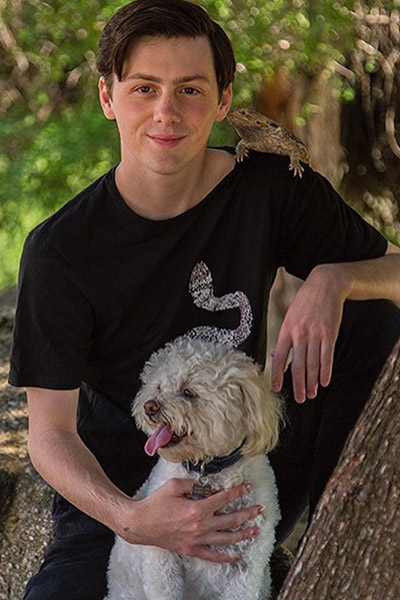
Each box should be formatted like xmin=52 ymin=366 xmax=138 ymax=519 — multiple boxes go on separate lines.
xmin=0 ymin=0 xmax=125 ymax=288
xmin=0 ymin=0 xmax=399 ymax=289
xmin=205 ymin=0 xmax=355 ymax=102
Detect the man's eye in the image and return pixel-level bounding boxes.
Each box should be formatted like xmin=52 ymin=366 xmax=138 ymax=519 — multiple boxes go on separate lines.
xmin=182 ymin=87 xmax=199 ymax=95
xmin=135 ymin=86 xmax=152 ymax=94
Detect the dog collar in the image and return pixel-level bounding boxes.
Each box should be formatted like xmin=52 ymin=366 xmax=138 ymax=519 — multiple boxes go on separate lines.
xmin=182 ymin=439 xmax=246 ymax=476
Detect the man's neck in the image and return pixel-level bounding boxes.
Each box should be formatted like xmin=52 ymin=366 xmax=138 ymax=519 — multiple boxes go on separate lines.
xmin=115 ymin=149 xmax=235 ymax=221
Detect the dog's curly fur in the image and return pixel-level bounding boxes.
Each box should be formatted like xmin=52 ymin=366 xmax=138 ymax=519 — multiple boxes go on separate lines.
xmin=104 ymin=337 xmax=282 ymax=600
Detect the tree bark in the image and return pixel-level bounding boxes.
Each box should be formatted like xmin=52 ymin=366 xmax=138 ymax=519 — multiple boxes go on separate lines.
xmin=278 ymin=336 xmax=400 ymax=600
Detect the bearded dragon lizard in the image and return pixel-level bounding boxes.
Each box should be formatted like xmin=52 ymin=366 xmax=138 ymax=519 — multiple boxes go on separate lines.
xmin=227 ymin=108 xmax=310 ymax=178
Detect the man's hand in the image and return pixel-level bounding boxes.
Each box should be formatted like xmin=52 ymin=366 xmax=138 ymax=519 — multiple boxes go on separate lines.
xmin=271 ymin=264 xmax=347 ymax=403
xmin=271 ymin=246 xmax=400 ymax=402
xmin=118 ymin=478 xmax=264 ymax=563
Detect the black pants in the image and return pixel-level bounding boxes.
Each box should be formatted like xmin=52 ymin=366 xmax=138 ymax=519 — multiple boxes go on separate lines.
xmin=24 ymin=300 xmax=400 ymax=600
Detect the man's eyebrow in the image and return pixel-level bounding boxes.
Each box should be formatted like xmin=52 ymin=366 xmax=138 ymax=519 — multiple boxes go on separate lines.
xmin=122 ymin=73 xmax=211 ymax=84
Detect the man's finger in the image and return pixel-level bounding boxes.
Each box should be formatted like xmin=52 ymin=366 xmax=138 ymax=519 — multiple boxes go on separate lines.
xmin=271 ymin=334 xmax=292 ymax=392
xmin=306 ymin=339 xmax=321 ymax=398
xmin=204 ymin=525 xmax=260 ymax=547
xmin=204 ymin=483 xmax=251 ymax=512
xmin=290 ymin=338 xmax=307 ymax=403
xmin=320 ymin=337 xmax=334 ymax=388
xmin=212 ymin=503 xmax=264 ymax=532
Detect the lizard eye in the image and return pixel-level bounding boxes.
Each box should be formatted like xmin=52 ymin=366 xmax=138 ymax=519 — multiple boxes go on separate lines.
xmin=182 ymin=388 xmax=197 ymax=399
xmin=256 ymin=120 xmax=262 ymax=125
xmin=269 ymin=122 xmax=279 ymax=129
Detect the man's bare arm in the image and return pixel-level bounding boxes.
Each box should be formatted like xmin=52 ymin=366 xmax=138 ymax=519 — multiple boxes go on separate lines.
xmin=271 ymin=242 xmax=400 ymax=403
xmin=27 ymin=387 xmax=263 ymax=562
xmin=27 ymin=388 xmax=135 ymax=532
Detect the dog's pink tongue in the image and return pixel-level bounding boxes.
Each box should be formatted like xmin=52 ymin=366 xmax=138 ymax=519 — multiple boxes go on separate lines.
xmin=145 ymin=424 xmax=173 ymax=456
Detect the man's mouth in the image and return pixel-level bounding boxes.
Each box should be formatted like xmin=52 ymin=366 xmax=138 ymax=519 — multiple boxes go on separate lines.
xmin=148 ymin=134 xmax=186 ymax=147
xmin=144 ymin=423 xmax=187 ymax=456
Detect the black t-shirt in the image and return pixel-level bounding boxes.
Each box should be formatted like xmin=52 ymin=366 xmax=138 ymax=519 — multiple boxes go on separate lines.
xmin=8 ymin=150 xmax=388 ymax=528
xmin=9 ymin=151 xmax=387 ymax=407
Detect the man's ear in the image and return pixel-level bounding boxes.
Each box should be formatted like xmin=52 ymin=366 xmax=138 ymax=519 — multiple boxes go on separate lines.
xmin=215 ymin=84 xmax=233 ymax=123
xmin=98 ymin=77 xmax=116 ymax=121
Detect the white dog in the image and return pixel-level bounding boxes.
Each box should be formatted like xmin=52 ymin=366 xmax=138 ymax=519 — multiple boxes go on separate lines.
xmin=104 ymin=337 xmax=282 ymax=600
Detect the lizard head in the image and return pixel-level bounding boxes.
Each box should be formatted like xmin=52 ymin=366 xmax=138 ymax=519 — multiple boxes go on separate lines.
xmin=227 ymin=108 xmax=283 ymax=135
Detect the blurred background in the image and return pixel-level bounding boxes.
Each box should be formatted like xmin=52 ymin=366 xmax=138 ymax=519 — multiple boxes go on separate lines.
xmin=1 ymin=3 xmax=400 ymax=593
xmin=1 ymin=0 xmax=400 ymax=294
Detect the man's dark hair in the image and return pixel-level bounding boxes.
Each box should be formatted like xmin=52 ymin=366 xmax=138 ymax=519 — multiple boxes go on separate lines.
xmin=97 ymin=0 xmax=236 ymax=98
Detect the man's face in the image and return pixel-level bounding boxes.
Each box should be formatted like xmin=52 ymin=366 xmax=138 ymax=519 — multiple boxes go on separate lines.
xmin=99 ymin=35 xmax=232 ymax=177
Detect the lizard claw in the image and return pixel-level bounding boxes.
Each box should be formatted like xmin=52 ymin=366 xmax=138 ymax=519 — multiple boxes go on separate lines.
xmin=234 ymin=140 xmax=249 ymax=163
xmin=288 ymin=159 xmax=304 ymax=178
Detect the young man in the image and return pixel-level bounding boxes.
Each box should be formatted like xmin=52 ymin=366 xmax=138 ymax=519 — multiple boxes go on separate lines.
xmin=9 ymin=0 xmax=400 ymax=598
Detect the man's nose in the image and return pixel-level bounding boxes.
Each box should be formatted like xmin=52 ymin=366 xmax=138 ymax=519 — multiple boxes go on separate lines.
xmin=153 ymin=93 xmax=181 ymax=124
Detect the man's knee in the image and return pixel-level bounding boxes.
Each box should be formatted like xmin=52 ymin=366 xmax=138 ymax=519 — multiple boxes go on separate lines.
xmin=24 ymin=570 xmax=107 ymax=600
xmin=23 ymin=532 xmax=113 ymax=600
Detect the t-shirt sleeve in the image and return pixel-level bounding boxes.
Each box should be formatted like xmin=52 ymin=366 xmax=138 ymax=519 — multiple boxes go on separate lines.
xmin=8 ymin=233 xmax=94 ymax=390
xmin=275 ymin=166 xmax=388 ymax=279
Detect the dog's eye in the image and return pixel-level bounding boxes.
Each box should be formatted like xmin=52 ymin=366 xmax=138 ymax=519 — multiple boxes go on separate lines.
xmin=182 ymin=388 xmax=197 ymax=399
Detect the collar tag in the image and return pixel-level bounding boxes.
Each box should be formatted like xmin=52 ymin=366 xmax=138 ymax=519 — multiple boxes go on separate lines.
xmin=186 ymin=480 xmax=214 ymax=500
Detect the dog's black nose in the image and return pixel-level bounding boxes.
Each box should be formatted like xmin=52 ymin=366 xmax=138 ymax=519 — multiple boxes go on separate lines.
xmin=144 ymin=400 xmax=160 ymax=416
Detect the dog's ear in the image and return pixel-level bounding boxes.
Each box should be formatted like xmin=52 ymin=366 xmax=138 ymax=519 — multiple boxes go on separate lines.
xmin=239 ymin=367 xmax=283 ymax=456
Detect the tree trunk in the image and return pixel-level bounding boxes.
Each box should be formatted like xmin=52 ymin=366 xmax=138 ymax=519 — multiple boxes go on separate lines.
xmin=254 ymin=67 xmax=346 ymax=189
xmin=278 ymin=336 xmax=400 ymax=600
xmin=255 ymin=66 xmax=346 ymax=339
